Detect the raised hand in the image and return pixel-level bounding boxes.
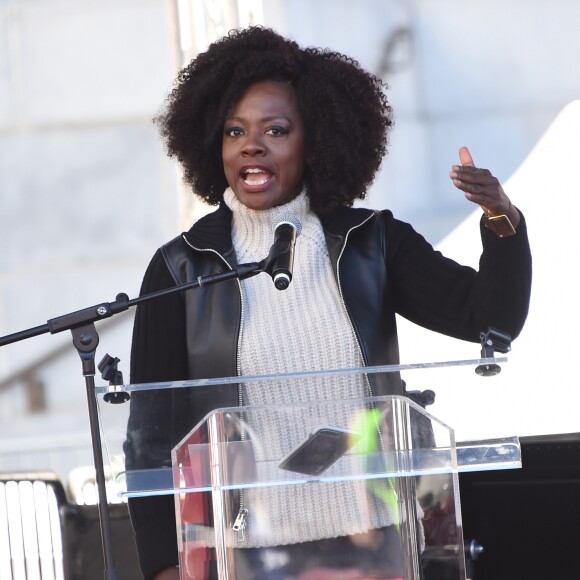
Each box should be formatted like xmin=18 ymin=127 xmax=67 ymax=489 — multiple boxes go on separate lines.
xmin=449 ymin=146 xmax=519 ymax=230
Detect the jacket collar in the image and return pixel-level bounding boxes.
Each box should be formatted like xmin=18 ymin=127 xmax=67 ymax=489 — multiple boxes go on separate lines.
xmin=318 ymin=204 xmax=376 ymax=238
xmin=182 ymin=201 xmax=376 ymax=254
xmin=182 ymin=203 xmax=233 ymax=254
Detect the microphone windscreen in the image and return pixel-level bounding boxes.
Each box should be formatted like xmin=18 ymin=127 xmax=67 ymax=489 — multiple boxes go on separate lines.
xmin=272 ymin=213 xmax=302 ymax=236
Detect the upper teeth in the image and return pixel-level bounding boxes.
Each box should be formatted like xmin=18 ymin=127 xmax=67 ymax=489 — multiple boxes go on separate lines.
xmin=245 ymin=168 xmax=264 ymax=174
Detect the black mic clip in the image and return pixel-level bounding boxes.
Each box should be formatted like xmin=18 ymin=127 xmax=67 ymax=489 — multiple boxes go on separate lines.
xmin=99 ymin=353 xmax=130 ymax=404
xmin=475 ymin=327 xmax=512 ymax=377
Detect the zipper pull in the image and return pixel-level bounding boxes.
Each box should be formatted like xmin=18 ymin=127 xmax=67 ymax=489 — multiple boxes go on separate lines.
xmin=232 ymin=508 xmax=248 ymax=542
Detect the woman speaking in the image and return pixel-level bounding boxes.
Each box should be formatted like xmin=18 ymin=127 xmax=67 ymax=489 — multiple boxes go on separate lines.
xmin=124 ymin=27 xmax=532 ymax=580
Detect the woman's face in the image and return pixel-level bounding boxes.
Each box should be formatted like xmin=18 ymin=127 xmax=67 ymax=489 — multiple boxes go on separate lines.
xmin=222 ymin=81 xmax=307 ymax=210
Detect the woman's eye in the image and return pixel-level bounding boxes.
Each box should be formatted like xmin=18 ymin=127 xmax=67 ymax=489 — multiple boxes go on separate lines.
xmin=225 ymin=127 xmax=244 ymax=137
xmin=265 ymin=126 xmax=288 ymax=136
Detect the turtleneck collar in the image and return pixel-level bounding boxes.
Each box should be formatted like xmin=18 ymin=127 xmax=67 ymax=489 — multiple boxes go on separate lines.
xmin=180 ymin=190 xmax=375 ymax=258
xmin=223 ymin=187 xmax=310 ymax=226
xmin=223 ymin=187 xmax=311 ymax=259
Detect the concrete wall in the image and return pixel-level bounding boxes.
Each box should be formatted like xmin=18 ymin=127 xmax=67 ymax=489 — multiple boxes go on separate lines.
xmin=1 ymin=0 xmax=579 ymax=479
xmin=265 ymin=0 xmax=580 ymax=239
xmin=0 ymin=0 xmax=179 ymax=479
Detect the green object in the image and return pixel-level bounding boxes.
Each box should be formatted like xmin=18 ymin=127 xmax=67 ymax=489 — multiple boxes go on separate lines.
xmin=351 ymin=408 xmax=400 ymax=531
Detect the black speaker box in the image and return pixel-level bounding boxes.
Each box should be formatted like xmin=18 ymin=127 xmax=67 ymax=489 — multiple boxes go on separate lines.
xmin=459 ymin=433 xmax=580 ymax=580
xmin=60 ymin=502 xmax=141 ymax=580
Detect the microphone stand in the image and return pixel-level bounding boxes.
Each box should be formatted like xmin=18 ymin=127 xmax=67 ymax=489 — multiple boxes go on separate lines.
xmin=0 ymin=259 xmax=268 ymax=580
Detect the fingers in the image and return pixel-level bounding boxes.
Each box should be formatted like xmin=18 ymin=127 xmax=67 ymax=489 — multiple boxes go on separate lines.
xmin=451 ymin=167 xmax=493 ymax=188
xmin=449 ymin=147 xmax=509 ymax=213
xmin=458 ymin=146 xmax=475 ymax=167
xmin=451 ymin=146 xmax=489 ymax=194
xmin=452 ymin=172 xmax=497 ymax=199
xmin=450 ymin=162 xmax=494 ymax=191
xmin=450 ymin=146 xmax=489 ymax=192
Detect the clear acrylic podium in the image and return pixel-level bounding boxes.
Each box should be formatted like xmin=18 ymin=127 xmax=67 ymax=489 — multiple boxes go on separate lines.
xmin=97 ymin=359 xmax=521 ymax=580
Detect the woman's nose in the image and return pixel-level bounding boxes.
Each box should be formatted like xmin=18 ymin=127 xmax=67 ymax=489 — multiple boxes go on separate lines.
xmin=241 ymin=132 xmax=266 ymax=156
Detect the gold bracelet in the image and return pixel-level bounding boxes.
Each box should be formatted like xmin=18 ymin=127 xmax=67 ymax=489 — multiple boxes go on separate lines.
xmin=482 ymin=213 xmax=516 ymax=237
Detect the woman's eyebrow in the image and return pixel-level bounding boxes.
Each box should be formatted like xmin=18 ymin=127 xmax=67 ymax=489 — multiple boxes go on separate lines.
xmin=225 ymin=114 xmax=293 ymax=123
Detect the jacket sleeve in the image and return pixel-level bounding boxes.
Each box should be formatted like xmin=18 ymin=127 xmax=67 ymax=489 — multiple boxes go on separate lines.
xmin=387 ymin=210 xmax=532 ymax=343
xmin=125 ymin=249 xmax=188 ymax=579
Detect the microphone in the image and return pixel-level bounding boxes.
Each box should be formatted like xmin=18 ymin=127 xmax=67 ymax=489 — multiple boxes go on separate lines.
xmin=268 ymin=213 xmax=302 ymax=290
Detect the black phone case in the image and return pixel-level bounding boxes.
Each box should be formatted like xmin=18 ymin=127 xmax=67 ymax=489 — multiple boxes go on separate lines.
xmin=278 ymin=426 xmax=355 ymax=476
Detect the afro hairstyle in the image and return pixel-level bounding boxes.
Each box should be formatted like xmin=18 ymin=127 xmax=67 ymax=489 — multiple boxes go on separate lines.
xmin=156 ymin=26 xmax=393 ymax=214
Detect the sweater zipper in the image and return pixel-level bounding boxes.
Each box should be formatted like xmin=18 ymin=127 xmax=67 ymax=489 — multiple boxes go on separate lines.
xmin=234 ymin=270 xmax=248 ymax=541
xmin=181 ymin=235 xmax=248 ymax=541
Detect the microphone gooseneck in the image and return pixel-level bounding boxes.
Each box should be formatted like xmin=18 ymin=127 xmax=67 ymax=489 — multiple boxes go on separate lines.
xmin=269 ymin=213 xmax=302 ymax=290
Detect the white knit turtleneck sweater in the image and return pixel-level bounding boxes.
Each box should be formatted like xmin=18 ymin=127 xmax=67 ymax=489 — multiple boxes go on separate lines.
xmin=221 ymin=188 xmax=396 ymax=547
xmin=226 ymin=187 xmax=363 ymax=383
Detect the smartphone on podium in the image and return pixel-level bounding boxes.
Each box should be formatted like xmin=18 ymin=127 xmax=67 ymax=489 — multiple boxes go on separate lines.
xmin=278 ymin=426 xmax=357 ymax=476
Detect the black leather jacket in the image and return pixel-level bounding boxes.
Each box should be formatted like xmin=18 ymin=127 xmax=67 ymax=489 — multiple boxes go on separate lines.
xmin=126 ymin=202 xmax=531 ymax=578
xmin=128 ymin=200 xmax=532 ymax=469
xmin=160 ymin=203 xmax=404 ymax=402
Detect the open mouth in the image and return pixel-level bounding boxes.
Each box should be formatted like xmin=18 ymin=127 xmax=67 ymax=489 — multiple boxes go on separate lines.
xmin=241 ymin=167 xmax=273 ymax=186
